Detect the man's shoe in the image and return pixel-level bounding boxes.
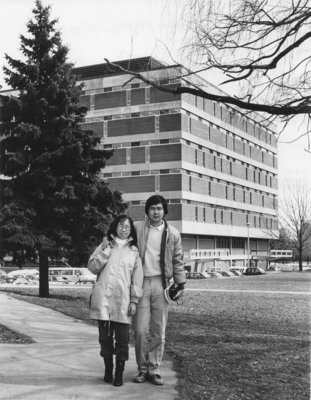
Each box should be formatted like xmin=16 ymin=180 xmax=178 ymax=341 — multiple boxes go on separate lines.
xmin=133 ymin=372 xmax=148 ymax=383
xmin=148 ymin=374 xmax=164 ymax=386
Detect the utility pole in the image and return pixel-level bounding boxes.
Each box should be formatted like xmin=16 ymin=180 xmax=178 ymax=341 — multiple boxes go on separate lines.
xmin=246 ymin=222 xmax=250 ymax=268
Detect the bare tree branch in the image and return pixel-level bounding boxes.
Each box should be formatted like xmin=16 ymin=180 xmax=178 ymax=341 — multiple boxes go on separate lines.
xmin=279 ymin=182 xmax=311 ymax=270
xmin=104 ymin=58 xmax=310 ymax=116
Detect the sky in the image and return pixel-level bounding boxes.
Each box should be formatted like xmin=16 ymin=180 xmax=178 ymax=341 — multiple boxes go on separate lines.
xmin=0 ymin=0 xmax=310 ymax=196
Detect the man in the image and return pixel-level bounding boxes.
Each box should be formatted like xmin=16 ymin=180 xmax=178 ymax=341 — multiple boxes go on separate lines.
xmin=133 ymin=195 xmax=186 ymax=386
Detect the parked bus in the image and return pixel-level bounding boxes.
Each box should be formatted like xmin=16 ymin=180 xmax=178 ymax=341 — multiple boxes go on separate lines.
xmin=49 ymin=267 xmax=96 ymax=284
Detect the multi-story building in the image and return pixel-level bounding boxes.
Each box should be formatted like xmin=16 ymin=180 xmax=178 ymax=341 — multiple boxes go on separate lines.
xmin=2 ymin=56 xmax=279 ymax=270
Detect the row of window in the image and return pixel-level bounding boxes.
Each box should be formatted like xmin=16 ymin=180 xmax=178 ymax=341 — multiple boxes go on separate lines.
xmin=182 ymin=79 xmax=276 ymax=145
xmin=86 ymin=108 xmax=180 ymax=121
xmin=102 ymin=167 xmax=276 ymax=199
xmin=82 ymin=77 xmax=275 ymax=148
xmin=86 ymin=106 xmax=276 ymax=156
xmin=102 ymin=137 xmax=277 ymax=185
xmin=194 ymin=207 xmax=275 ymax=230
xmin=129 ymin=199 xmax=277 ymax=230
xmin=131 ymin=197 xmax=275 ymax=216
xmin=81 ymin=79 xmax=177 ymax=95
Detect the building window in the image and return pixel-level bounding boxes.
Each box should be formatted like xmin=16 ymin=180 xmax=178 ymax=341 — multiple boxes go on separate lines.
xmin=126 ymin=148 xmax=131 ymax=164
xmin=155 ymin=175 xmax=160 ymax=192
xmin=145 ymin=87 xmax=150 ymax=104
xmin=103 ymin=121 xmax=108 ymax=137
xmin=232 ymin=239 xmax=244 ymax=249
xmin=126 ymin=90 xmax=131 ymax=106
xmin=145 ymin=147 xmax=150 ymax=163
xmin=155 ymin=115 xmax=159 ymax=132
xmin=217 ymin=238 xmax=230 ymax=248
xmin=90 ymin=95 xmax=95 ymax=111
xmin=214 ymin=209 xmax=217 ymax=223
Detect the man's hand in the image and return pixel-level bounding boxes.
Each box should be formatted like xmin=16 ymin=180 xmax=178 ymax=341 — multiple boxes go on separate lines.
xmin=128 ymin=302 xmax=137 ymax=316
xmin=173 ymin=289 xmax=184 ymax=300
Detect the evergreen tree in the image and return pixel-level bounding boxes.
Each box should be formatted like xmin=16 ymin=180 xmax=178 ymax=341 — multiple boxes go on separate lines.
xmin=0 ymin=1 xmax=125 ymax=296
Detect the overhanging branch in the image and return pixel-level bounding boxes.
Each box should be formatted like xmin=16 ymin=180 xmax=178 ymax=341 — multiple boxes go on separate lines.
xmin=104 ymin=59 xmax=311 ymax=116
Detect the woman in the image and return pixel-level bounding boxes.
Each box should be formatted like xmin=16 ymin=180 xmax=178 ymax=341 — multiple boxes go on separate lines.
xmin=88 ymin=215 xmax=143 ymax=387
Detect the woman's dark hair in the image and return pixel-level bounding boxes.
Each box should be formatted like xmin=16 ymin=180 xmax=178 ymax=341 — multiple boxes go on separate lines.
xmin=145 ymin=195 xmax=168 ymax=216
xmin=107 ymin=215 xmax=137 ymax=246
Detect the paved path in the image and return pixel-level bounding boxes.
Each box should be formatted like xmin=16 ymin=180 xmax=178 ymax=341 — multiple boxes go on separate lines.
xmin=0 ymin=293 xmax=178 ymax=400
xmin=187 ymin=288 xmax=311 ymax=295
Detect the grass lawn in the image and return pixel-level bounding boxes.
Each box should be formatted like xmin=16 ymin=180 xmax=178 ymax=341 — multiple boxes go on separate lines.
xmin=0 ymin=272 xmax=310 ymax=400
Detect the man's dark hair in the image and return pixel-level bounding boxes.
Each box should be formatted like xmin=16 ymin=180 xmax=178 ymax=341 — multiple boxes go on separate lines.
xmin=145 ymin=195 xmax=168 ymax=216
xmin=107 ymin=215 xmax=137 ymax=246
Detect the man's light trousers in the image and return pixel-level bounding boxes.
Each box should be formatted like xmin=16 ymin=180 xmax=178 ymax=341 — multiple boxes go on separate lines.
xmin=133 ymin=276 xmax=169 ymax=375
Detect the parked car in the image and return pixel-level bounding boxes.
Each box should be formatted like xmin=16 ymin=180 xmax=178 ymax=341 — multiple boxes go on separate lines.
xmin=267 ymin=265 xmax=282 ymax=273
xmin=243 ymin=266 xmax=266 ymax=275
xmin=221 ymin=271 xmax=236 ymax=277
xmin=209 ymin=271 xmax=224 ymax=278
xmin=229 ymin=267 xmax=247 ymax=274
xmin=230 ymin=269 xmax=243 ymax=276
xmin=186 ymin=272 xmax=208 ymax=279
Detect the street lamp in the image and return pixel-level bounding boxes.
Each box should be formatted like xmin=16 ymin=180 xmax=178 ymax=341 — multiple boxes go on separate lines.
xmin=246 ymin=222 xmax=250 ymax=268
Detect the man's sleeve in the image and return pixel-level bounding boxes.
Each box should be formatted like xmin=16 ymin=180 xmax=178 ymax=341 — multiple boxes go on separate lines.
xmin=172 ymin=232 xmax=186 ymax=285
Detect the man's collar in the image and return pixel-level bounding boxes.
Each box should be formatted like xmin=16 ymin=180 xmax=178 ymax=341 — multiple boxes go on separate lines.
xmin=149 ymin=220 xmax=165 ymax=231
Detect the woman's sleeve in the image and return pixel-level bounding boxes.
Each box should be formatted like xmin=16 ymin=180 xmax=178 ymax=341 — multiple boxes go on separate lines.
xmin=87 ymin=243 xmax=109 ymax=275
xmin=130 ymin=252 xmax=144 ymax=304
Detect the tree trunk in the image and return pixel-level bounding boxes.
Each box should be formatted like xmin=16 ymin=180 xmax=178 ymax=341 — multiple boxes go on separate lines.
xmin=39 ymin=251 xmax=49 ymax=297
xmin=298 ymin=248 xmax=303 ymax=272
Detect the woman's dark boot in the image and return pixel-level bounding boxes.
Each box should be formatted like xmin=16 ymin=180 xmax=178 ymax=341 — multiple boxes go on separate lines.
xmin=113 ymin=359 xmax=125 ymax=387
xmin=103 ymin=356 xmax=113 ymax=383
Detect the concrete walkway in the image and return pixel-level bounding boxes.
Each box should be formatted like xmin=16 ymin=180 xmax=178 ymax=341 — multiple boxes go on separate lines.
xmin=0 ymin=293 xmax=178 ymax=400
